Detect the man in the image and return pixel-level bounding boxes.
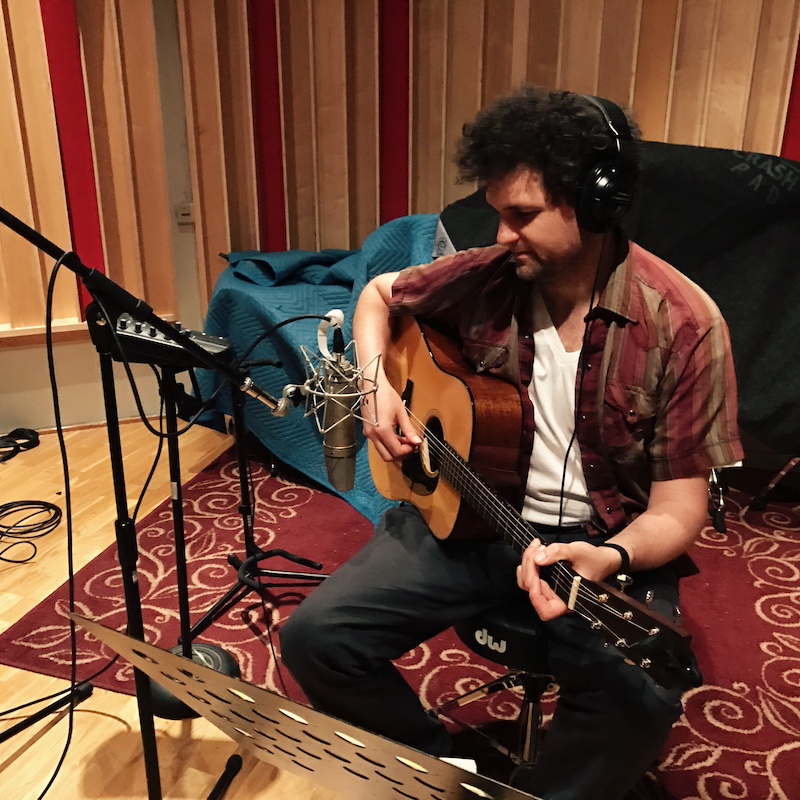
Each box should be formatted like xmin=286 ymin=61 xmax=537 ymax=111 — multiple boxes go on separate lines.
xmin=280 ymin=86 xmax=742 ymax=799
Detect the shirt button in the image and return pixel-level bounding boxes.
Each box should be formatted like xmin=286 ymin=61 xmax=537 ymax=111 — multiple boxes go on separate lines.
xmin=605 ymin=507 xmax=612 ymax=513
xmin=628 ymin=410 xmax=636 ymax=417
xmin=580 ymin=414 xmax=587 ymax=421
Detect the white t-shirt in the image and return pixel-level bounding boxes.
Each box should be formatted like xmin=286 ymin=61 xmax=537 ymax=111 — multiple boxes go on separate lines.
xmin=521 ymin=290 xmax=593 ymax=526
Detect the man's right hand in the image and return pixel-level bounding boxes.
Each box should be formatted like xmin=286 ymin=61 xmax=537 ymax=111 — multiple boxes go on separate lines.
xmin=361 ymin=382 xmax=422 ymax=462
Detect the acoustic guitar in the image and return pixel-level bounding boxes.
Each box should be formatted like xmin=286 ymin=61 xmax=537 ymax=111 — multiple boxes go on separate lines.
xmin=368 ymin=315 xmax=702 ymax=692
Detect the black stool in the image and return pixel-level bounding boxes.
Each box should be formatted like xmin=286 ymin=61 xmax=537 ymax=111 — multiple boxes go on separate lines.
xmin=436 ymin=599 xmax=554 ymax=765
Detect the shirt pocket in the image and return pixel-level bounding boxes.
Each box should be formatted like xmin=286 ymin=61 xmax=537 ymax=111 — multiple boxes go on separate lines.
xmin=602 ymin=379 xmax=658 ymax=458
xmin=461 ymin=337 xmax=509 ymax=373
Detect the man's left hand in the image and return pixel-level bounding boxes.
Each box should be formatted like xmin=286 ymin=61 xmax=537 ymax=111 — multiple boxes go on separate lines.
xmin=516 ymin=540 xmax=623 ymax=620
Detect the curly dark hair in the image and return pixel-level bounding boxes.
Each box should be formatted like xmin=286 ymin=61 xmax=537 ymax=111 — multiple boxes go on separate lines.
xmin=455 ymin=85 xmax=640 ymax=207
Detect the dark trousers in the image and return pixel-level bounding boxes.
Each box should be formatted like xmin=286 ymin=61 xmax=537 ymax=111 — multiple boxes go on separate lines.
xmin=280 ymin=504 xmax=686 ymax=800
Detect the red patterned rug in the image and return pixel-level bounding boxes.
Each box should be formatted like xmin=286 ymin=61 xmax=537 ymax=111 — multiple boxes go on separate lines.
xmin=1 ymin=449 xmax=799 ymax=799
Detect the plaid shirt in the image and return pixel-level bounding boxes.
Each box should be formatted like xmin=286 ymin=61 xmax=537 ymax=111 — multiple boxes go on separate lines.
xmin=389 ymin=241 xmax=743 ymax=535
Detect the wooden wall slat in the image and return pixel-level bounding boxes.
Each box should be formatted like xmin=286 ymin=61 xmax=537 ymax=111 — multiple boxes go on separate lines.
xmin=482 ymin=0 xmax=517 ymax=106
xmin=597 ymin=0 xmax=641 ymax=106
xmin=250 ymin=0 xmax=287 ymax=252
xmin=633 ymin=0 xmax=680 ymax=140
xmin=668 ymin=0 xmax=720 ymax=145
xmin=4 ymin=0 xmax=76 ymax=327
xmin=310 ymin=0 xmax=349 ymax=251
xmin=347 ymin=0 xmax=379 ymax=247
xmin=510 ymin=0 xmax=532 ymax=87
xmin=278 ymin=0 xmax=317 ymax=250
xmin=704 ymin=0 xmax=762 ymax=149
xmin=76 ymin=0 xmax=143 ymax=298
xmin=0 ymin=2 xmax=48 ymax=330
xmin=410 ymin=0 xmax=448 ymax=214
xmin=558 ymin=0 xmax=604 ymax=93
xmin=527 ymin=0 xmax=562 ymax=88
xmin=177 ymin=0 xmax=231 ymax=306
xmin=217 ymin=0 xmax=259 ymax=253
xmin=378 ymin=0 xmax=410 ymax=224
xmin=0 ymin=0 xmax=15 ymax=327
xmin=443 ymin=0 xmax=485 ymax=205
xmin=744 ymin=0 xmax=800 ymax=154
xmin=116 ymin=0 xmax=176 ymax=315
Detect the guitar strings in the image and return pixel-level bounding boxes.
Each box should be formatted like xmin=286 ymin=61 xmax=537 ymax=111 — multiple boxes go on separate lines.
xmin=403 ymin=408 xmax=652 ymax=638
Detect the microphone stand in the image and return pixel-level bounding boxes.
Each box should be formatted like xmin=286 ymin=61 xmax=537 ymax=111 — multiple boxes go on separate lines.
xmin=186 ymin=387 xmax=327 ymax=643
xmin=0 ymin=203 xmax=316 ymax=799
xmin=96 ymin=345 xmax=163 ymax=798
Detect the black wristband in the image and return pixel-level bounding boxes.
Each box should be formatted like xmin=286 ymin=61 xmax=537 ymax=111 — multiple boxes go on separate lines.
xmin=597 ymin=542 xmax=631 ymax=575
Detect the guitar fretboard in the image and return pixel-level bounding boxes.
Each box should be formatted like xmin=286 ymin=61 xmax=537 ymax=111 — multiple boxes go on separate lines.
xmin=435 ymin=439 xmax=550 ymax=554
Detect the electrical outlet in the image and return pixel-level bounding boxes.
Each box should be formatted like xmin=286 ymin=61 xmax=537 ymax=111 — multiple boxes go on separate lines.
xmin=175 ymin=202 xmax=194 ymax=225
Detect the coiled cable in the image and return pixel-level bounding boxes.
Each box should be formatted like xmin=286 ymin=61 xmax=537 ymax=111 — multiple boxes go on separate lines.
xmin=0 ymin=500 xmax=62 ymax=563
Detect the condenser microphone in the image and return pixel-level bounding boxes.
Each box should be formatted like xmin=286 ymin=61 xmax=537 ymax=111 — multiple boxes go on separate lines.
xmin=320 ymin=326 xmax=358 ymax=492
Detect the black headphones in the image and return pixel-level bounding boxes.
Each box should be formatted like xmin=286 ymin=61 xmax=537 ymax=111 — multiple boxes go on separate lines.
xmin=576 ymin=95 xmax=636 ymax=234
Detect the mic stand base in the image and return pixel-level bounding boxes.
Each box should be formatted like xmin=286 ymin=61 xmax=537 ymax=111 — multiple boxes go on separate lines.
xmin=187 ymin=551 xmax=329 ymax=643
xmin=148 ymin=644 xmax=240 ymax=720
xmin=0 ymin=683 xmax=93 ymax=745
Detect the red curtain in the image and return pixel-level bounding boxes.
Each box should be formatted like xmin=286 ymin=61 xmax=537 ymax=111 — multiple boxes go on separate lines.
xmin=39 ymin=0 xmax=105 ymax=311
xmin=780 ymin=35 xmax=800 ymax=161
xmin=378 ymin=0 xmax=410 ymax=224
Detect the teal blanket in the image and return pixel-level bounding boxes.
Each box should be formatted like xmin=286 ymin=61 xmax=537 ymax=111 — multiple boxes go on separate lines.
xmin=199 ymin=214 xmax=438 ymax=524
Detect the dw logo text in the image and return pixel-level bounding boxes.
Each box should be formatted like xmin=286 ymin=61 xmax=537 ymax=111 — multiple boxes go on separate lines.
xmin=475 ymin=628 xmax=506 ymax=654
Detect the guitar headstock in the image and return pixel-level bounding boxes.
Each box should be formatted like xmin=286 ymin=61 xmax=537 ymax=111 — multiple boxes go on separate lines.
xmin=552 ymin=569 xmax=702 ymax=692
xmin=619 ymin=633 xmax=703 ymax=692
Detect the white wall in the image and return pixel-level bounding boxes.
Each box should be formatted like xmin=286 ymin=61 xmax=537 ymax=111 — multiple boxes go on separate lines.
xmin=0 ymin=342 xmax=162 ymax=431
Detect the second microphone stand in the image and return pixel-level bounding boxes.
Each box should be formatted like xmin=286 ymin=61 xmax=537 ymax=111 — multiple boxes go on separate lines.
xmin=187 ymin=385 xmax=328 ymax=643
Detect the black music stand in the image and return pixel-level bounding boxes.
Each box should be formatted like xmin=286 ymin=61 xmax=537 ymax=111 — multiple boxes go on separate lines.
xmin=73 ymin=614 xmax=538 ymax=800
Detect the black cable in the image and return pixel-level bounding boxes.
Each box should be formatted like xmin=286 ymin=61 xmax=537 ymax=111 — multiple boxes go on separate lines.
xmin=32 ymin=252 xmax=79 ymax=800
xmin=0 ymin=500 xmax=62 ymax=563
xmin=556 ymin=236 xmax=609 ymax=529
xmin=234 ymin=314 xmax=332 ymax=369
xmin=131 ymin=371 xmax=166 ymax=524
xmin=248 ymin=459 xmax=293 ymax=701
xmin=0 ymin=256 xmax=130 ymax=776
xmin=0 ymin=654 xmax=120 ymax=719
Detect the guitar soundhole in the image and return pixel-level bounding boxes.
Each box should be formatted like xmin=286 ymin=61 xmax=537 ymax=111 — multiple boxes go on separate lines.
xmin=400 ymin=416 xmax=443 ymax=496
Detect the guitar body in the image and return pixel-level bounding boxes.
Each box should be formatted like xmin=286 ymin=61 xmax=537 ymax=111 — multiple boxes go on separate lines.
xmin=368 ymin=316 xmax=524 ymax=540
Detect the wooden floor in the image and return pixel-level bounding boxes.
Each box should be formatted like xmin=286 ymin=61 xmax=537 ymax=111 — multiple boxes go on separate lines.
xmin=0 ymin=421 xmax=343 ymax=800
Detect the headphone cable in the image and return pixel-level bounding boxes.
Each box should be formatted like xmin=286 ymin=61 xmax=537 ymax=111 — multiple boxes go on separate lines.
xmin=556 ymin=234 xmax=610 ymax=529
